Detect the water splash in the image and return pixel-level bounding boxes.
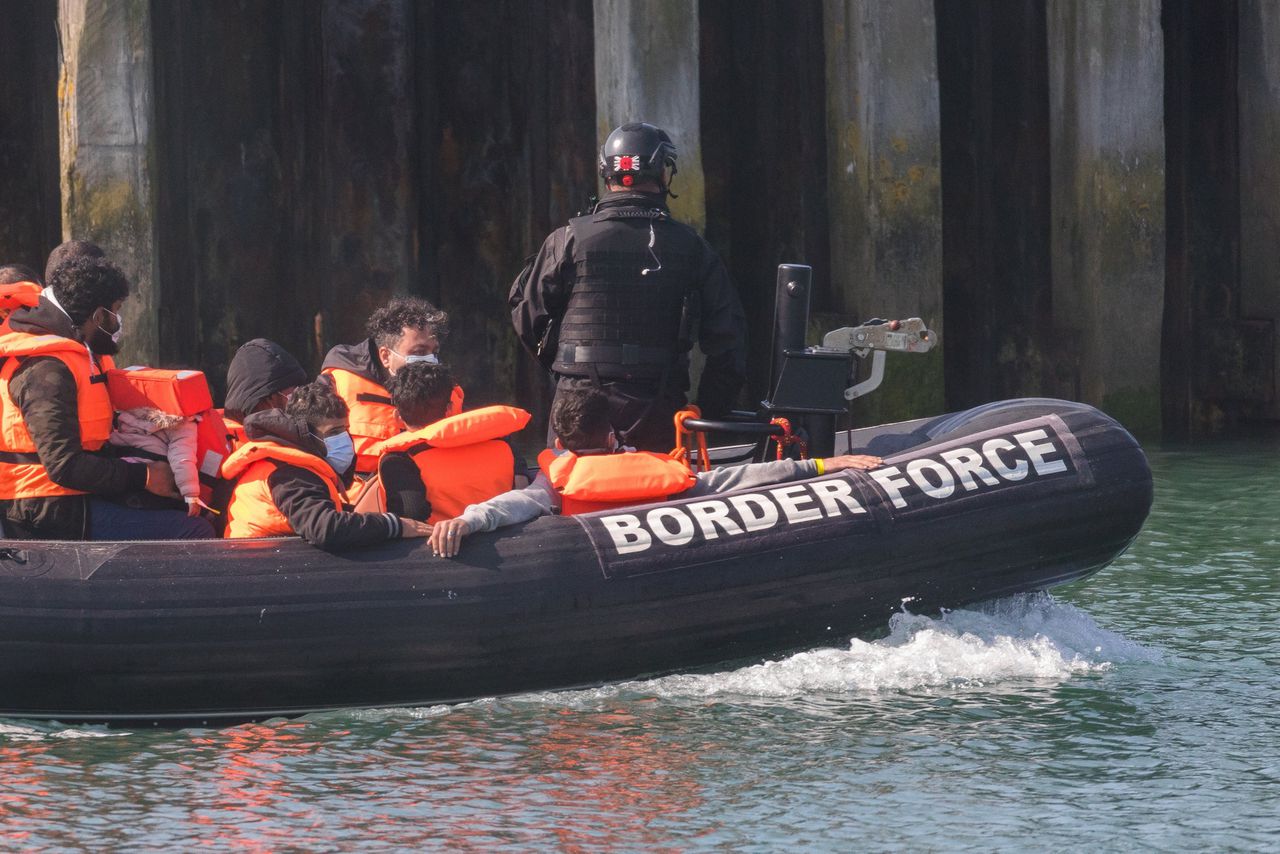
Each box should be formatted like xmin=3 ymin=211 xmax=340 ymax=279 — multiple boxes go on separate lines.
xmin=0 ymin=722 xmax=127 ymax=742
xmin=642 ymin=593 xmax=1159 ymax=699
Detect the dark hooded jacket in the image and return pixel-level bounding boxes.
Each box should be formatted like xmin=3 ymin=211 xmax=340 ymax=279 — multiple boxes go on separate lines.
xmin=233 ymin=409 xmax=402 ymax=550
xmin=223 ymin=339 xmax=309 ymax=423
xmin=320 ymin=339 xmax=386 ymax=387
xmin=0 ymin=297 xmax=147 ymax=539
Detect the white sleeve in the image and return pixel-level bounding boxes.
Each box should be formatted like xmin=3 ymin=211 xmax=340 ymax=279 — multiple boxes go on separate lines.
xmin=459 ymin=473 xmax=559 ymax=533
xmin=686 ymin=459 xmax=819 ymax=496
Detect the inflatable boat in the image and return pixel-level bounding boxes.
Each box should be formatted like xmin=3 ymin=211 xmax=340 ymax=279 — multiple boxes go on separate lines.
xmin=0 ymin=268 xmax=1153 ymax=722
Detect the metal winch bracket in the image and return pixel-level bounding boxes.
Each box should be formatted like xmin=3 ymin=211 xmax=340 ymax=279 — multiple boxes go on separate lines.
xmin=813 ymin=318 xmax=937 ymax=401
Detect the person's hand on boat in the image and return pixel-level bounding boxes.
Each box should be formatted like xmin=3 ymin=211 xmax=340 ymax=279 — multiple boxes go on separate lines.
xmin=399 ymin=518 xmax=431 ymax=539
xmin=143 ymin=461 xmax=181 ymax=498
xmin=821 ymin=454 xmax=883 ymax=473
xmin=429 ymin=518 xmax=470 ymax=558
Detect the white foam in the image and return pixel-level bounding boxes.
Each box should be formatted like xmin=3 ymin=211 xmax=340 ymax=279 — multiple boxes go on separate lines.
xmin=641 ymin=593 xmax=1159 ymax=699
xmin=0 ymin=722 xmax=127 ymax=741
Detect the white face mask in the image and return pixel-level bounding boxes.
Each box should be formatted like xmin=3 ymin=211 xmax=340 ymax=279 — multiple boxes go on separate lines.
xmin=322 ymin=432 xmax=356 ymax=475
xmin=391 ymin=350 xmax=438 ymax=366
xmin=99 ymin=308 xmax=124 ymax=344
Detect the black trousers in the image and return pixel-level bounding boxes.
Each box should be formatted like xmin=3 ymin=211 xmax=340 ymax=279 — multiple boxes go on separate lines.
xmin=550 ymin=376 xmax=687 ymax=453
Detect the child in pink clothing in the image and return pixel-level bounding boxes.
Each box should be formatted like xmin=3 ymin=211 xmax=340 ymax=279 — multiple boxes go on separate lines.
xmin=109 ymin=408 xmax=207 ymax=516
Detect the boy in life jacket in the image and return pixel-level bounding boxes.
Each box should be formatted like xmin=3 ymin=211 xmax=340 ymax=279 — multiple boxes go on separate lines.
xmin=0 ymin=256 xmax=213 ymax=540
xmin=428 ymin=387 xmax=883 ymax=557
xmin=369 ymin=362 xmax=528 ymax=523
xmin=321 ymin=296 xmax=463 ymax=476
xmin=220 ymin=376 xmax=431 ymax=549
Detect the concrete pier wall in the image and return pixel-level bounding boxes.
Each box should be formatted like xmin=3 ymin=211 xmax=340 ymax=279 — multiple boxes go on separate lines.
xmin=58 ymin=0 xmax=160 ymax=365
xmin=1239 ymin=0 xmax=1280 ymax=421
xmin=1048 ymin=0 xmax=1165 ymax=437
xmin=824 ymin=0 xmax=944 ymax=426
xmin=0 ymin=0 xmax=1274 ymax=436
xmin=594 ymin=0 xmax=704 ymax=231
xmin=0 ymin=1 xmax=60 ymax=275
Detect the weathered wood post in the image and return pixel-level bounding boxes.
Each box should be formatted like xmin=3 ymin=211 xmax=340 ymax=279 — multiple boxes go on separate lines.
xmin=1239 ymin=0 xmax=1280 ymax=422
xmin=593 ymin=0 xmax=705 ymax=231
xmin=57 ymin=0 xmax=160 ymax=365
xmin=1047 ymin=0 xmax=1165 ymax=436
xmin=824 ymin=0 xmax=944 ymax=425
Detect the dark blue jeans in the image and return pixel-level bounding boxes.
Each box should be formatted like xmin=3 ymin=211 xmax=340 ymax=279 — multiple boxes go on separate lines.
xmin=88 ymin=498 xmax=216 ymax=540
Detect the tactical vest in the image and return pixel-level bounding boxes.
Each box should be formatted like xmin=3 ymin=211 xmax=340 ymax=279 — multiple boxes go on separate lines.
xmin=552 ymin=208 xmax=699 ymax=382
xmin=372 ymin=404 xmax=529 ymax=523
xmin=0 ymin=332 xmax=115 ymax=500
xmin=220 ymin=441 xmax=345 ymax=539
xmin=538 ymin=447 xmax=695 ymax=516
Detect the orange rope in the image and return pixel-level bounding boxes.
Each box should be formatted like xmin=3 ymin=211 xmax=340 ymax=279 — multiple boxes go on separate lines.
xmin=768 ymin=417 xmax=809 ymax=461
xmin=672 ymin=406 xmax=710 ymax=472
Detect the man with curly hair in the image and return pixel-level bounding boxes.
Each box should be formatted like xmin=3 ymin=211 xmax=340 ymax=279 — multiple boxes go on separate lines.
xmin=321 ymin=296 xmax=458 ymax=476
xmin=0 ymin=255 xmax=213 ymax=540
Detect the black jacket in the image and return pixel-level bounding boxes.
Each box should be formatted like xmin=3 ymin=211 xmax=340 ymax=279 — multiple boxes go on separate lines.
xmin=321 ymin=339 xmax=387 ymax=386
xmin=239 ymin=410 xmax=402 ymax=550
xmin=509 ymin=191 xmax=748 ymax=417
xmin=0 ymin=298 xmax=147 ymax=540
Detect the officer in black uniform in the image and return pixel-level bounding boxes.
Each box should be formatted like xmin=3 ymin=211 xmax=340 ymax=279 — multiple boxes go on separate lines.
xmin=510 ymin=121 xmax=748 ymax=452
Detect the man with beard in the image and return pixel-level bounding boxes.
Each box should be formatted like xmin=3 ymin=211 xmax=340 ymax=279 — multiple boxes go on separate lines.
xmin=0 ymin=256 xmax=213 ymax=540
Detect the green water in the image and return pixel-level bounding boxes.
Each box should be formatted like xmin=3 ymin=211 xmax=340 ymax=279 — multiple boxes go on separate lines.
xmin=0 ymin=442 xmax=1275 ymax=850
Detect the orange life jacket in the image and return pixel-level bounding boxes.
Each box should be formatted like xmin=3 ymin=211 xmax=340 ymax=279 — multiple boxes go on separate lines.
xmin=106 ymin=366 xmax=214 ymax=416
xmin=538 ymin=448 xmax=695 ymax=516
xmin=324 ymin=366 xmax=467 ymax=475
xmin=0 ymin=331 xmax=115 ymax=500
xmin=322 ymin=367 xmax=402 ymax=475
xmin=0 ymin=282 xmax=42 ymax=331
xmin=219 ymin=410 xmax=248 ymax=451
xmin=372 ymin=404 xmax=529 ymax=523
xmin=220 ymin=441 xmax=344 ymax=539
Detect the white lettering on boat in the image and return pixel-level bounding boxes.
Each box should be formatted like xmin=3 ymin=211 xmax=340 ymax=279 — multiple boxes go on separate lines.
xmin=597 ymin=478 xmax=867 ymax=556
xmin=590 ymin=423 xmax=1076 ymax=558
xmin=871 ymin=427 xmax=1070 ymax=510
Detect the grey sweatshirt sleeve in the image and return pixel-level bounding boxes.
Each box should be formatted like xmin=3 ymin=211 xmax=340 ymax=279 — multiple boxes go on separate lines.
xmin=458 ymin=473 xmax=559 ymax=534
xmin=685 ymin=458 xmax=820 ymax=497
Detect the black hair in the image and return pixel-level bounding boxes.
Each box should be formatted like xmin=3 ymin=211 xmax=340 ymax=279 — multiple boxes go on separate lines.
xmin=0 ymin=264 xmax=41 ymax=285
xmin=285 ymin=375 xmax=349 ymax=428
xmin=47 ymin=256 xmax=129 ymax=326
xmin=550 ymin=388 xmax=613 ymax=451
xmin=366 ymin=296 xmax=449 ymax=351
xmin=44 ymin=240 xmax=105 ymax=286
xmin=388 ymin=362 xmax=455 ymax=429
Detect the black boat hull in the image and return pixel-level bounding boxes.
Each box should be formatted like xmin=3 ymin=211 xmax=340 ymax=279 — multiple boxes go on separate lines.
xmin=0 ymin=399 xmax=1152 ymax=722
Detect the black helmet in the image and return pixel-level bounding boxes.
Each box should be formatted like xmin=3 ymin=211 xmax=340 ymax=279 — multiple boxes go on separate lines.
xmin=598 ymin=122 xmax=677 ymax=188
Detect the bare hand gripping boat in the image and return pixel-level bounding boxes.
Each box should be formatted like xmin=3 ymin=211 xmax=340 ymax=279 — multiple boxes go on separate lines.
xmin=0 ymin=267 xmax=1152 ymax=722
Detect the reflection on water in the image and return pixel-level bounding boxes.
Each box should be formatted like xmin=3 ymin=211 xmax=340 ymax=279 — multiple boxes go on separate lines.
xmin=0 ymin=443 xmax=1277 ymax=848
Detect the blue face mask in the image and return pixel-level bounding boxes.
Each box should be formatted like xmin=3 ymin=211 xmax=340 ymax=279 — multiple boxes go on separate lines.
xmin=323 ymin=432 xmax=356 ymax=475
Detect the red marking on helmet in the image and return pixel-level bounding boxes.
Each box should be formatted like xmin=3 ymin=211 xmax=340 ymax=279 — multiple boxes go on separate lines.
xmin=622 ymin=175 xmax=634 ymax=186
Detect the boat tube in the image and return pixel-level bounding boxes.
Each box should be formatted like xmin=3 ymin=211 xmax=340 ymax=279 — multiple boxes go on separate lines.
xmin=0 ymin=266 xmax=1152 ymax=722
xmin=0 ymin=396 xmax=1150 ymax=723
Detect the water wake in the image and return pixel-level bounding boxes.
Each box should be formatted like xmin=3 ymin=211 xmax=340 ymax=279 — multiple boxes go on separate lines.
xmin=642 ymin=592 xmax=1158 ymax=699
